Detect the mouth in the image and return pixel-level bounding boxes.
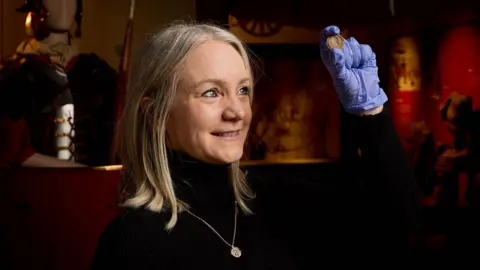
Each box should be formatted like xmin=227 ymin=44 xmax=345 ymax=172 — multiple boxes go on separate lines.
xmin=211 ymin=130 xmax=241 ymax=137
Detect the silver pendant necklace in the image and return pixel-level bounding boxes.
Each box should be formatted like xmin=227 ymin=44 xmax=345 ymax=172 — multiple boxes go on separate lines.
xmin=184 ymin=201 xmax=242 ymax=258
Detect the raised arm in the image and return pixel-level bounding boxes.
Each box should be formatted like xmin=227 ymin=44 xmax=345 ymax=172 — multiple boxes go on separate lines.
xmin=249 ymin=26 xmax=421 ymax=263
xmin=319 ymin=25 xmax=422 ymax=236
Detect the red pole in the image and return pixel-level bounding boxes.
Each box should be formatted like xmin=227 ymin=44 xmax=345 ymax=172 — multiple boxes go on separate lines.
xmin=111 ymin=10 xmax=134 ymax=164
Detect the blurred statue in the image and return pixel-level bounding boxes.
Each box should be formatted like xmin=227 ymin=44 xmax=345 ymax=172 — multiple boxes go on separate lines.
xmin=407 ymin=93 xmax=480 ymax=207
xmin=436 ymin=93 xmax=480 ymax=206
xmin=0 ymin=0 xmax=117 ymax=167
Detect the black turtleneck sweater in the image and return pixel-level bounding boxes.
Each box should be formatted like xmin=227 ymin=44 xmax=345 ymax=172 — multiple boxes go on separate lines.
xmin=90 ymin=107 xmax=421 ymax=269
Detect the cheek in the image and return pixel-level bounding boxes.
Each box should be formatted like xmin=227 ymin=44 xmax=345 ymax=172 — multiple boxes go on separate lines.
xmin=172 ymin=104 xmax=218 ymax=138
xmin=242 ymin=100 xmax=252 ymax=126
xmin=245 ymin=105 xmax=252 ymax=126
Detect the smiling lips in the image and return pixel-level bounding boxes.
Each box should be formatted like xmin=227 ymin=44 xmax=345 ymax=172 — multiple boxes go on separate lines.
xmin=211 ymin=130 xmax=241 ymax=139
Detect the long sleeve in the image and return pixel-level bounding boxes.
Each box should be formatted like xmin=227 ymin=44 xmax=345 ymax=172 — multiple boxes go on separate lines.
xmin=346 ymin=105 xmax=422 ymax=235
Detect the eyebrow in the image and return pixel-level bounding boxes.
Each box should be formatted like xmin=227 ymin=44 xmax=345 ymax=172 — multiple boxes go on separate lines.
xmin=190 ymin=77 xmax=251 ymax=89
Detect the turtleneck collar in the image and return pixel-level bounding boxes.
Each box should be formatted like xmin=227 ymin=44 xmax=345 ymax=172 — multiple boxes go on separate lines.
xmin=167 ymin=150 xmax=234 ymax=211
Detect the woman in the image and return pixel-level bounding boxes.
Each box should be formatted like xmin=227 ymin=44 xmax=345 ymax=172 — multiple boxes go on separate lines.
xmin=91 ymin=23 xmax=421 ymax=269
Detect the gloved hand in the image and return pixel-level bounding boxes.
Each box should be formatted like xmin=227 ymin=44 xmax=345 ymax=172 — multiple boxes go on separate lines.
xmin=319 ymin=25 xmax=388 ymax=114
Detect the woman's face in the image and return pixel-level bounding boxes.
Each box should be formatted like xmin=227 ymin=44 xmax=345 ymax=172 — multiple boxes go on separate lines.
xmin=167 ymin=40 xmax=252 ymax=164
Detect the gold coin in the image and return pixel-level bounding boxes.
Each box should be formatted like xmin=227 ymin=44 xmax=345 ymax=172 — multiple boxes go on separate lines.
xmin=326 ymin=35 xmax=344 ymax=49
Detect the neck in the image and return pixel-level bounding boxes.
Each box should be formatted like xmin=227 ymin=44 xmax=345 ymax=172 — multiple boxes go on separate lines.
xmin=42 ymin=32 xmax=70 ymax=47
xmin=34 ymin=32 xmax=78 ymax=67
xmin=168 ymin=150 xmax=234 ymax=211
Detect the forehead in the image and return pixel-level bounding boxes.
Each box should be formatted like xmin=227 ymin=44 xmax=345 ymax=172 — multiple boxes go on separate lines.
xmin=181 ymin=40 xmax=249 ymax=84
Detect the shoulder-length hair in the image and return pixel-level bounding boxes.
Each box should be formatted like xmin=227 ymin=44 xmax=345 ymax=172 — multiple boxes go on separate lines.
xmin=116 ymin=22 xmax=255 ymax=230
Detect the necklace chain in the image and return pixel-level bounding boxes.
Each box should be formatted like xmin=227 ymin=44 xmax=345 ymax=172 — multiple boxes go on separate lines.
xmin=184 ymin=201 xmax=242 ymax=258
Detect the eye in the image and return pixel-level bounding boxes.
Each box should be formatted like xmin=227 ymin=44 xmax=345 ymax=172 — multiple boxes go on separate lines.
xmin=238 ymin=86 xmax=250 ymax=95
xmin=201 ymin=89 xmax=218 ymax=98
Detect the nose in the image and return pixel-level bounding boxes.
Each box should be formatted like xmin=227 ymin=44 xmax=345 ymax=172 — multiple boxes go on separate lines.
xmin=222 ymin=97 xmax=246 ymax=122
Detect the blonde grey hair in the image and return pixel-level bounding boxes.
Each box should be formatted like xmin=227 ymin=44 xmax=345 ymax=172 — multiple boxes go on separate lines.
xmin=116 ymin=22 xmax=255 ymax=230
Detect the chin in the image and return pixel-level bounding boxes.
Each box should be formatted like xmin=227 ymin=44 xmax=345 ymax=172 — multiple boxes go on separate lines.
xmin=210 ymin=149 xmax=243 ymax=164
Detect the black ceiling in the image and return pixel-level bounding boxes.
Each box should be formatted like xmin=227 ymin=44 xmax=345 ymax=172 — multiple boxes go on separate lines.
xmin=229 ymin=0 xmax=480 ymax=33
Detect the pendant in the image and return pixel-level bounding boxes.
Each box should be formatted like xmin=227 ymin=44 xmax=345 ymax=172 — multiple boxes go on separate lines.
xmin=230 ymin=246 xmax=242 ymax=258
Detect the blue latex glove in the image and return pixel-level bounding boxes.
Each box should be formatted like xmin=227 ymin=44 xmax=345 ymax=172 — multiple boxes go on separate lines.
xmin=319 ymin=25 xmax=388 ymax=114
